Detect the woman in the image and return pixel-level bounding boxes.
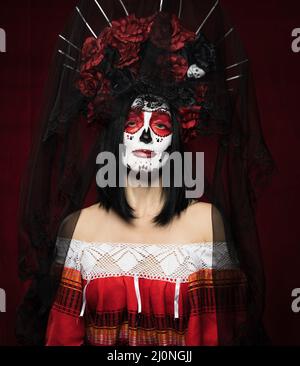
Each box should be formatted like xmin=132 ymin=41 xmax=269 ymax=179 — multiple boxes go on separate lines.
xmin=16 ymin=0 xmax=276 ymax=346
xmin=45 ymin=93 xmax=242 ymax=346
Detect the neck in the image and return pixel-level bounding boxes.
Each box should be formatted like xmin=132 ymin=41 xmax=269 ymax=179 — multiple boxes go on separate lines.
xmin=125 ymin=172 xmax=164 ymax=218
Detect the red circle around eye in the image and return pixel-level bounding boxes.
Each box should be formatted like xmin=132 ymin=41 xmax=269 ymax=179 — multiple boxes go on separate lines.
xmin=150 ymin=113 xmax=172 ymax=137
xmin=125 ymin=111 xmax=144 ymax=134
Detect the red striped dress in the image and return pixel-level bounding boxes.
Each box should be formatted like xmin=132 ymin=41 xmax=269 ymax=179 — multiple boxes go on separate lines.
xmin=45 ymin=239 xmax=248 ymax=346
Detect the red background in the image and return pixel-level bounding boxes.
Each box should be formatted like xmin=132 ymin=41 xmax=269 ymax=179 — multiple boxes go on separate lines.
xmin=0 ymin=0 xmax=299 ymax=346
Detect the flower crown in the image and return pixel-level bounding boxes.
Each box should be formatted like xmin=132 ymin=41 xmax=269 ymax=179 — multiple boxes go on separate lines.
xmin=75 ymin=12 xmax=216 ymax=142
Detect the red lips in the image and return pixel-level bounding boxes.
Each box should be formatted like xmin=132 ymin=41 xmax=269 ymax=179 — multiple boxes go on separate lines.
xmin=132 ymin=149 xmax=156 ymax=158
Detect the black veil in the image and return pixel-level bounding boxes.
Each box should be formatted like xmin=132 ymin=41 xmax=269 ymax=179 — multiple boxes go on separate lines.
xmin=16 ymin=0 xmax=276 ymax=345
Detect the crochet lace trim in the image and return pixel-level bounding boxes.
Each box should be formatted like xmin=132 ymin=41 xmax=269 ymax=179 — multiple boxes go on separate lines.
xmin=58 ymin=238 xmax=239 ymax=284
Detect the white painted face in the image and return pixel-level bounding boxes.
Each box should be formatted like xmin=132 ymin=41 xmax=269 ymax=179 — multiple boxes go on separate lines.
xmin=122 ymin=95 xmax=173 ymax=173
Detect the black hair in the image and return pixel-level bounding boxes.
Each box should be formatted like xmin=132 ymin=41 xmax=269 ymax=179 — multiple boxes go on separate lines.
xmin=96 ymin=93 xmax=196 ymax=226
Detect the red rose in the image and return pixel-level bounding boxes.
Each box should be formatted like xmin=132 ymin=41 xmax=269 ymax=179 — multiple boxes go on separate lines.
xmin=169 ymin=15 xmax=195 ymax=51
xmin=76 ymin=71 xmax=103 ymax=98
xmin=178 ymin=105 xmax=202 ymax=129
xmin=169 ymin=54 xmax=189 ymax=81
xmin=80 ymin=36 xmax=105 ymax=73
xmin=115 ymin=41 xmax=141 ymax=69
xmin=111 ymin=14 xmax=153 ymax=44
xmin=96 ymin=78 xmax=111 ymax=98
xmin=157 ymin=54 xmax=189 ymax=81
xmin=150 ymin=14 xmax=195 ymax=51
xmin=108 ymin=15 xmax=154 ymax=69
xmin=99 ymin=15 xmax=153 ymax=68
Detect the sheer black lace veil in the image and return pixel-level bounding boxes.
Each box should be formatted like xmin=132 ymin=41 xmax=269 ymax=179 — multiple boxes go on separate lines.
xmin=16 ymin=0 xmax=276 ymax=345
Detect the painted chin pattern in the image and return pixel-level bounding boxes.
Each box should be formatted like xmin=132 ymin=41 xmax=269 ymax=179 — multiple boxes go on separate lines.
xmin=122 ymin=153 xmax=166 ymax=173
xmin=125 ymin=156 xmax=155 ymax=172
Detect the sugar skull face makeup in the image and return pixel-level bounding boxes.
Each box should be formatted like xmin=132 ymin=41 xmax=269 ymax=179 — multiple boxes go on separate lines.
xmin=123 ymin=95 xmax=173 ymax=173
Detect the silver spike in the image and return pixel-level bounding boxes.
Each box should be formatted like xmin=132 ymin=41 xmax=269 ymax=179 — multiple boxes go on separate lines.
xmin=226 ymin=74 xmax=243 ymax=82
xmin=226 ymin=59 xmax=248 ymax=70
xmin=118 ymin=0 xmax=129 ymax=16
xmin=76 ymin=7 xmax=97 ymax=38
xmin=159 ymin=0 xmax=164 ymax=12
xmin=63 ymin=64 xmax=80 ymax=73
xmin=59 ymin=34 xmax=81 ymax=52
xmin=217 ymin=27 xmax=234 ymax=45
xmin=94 ymin=0 xmax=112 ymax=26
xmin=58 ymin=49 xmax=76 ymax=62
xmin=223 ymin=27 xmax=234 ymax=39
xmin=178 ymin=0 xmax=183 ymax=18
xmin=196 ymin=0 xmax=219 ymax=35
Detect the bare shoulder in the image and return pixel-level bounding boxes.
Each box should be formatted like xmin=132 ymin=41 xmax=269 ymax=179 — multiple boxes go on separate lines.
xmin=188 ymin=200 xmax=212 ymax=213
xmin=183 ymin=201 xmax=224 ymax=242
xmin=185 ymin=201 xmax=213 ymax=223
xmin=70 ymin=203 xmax=108 ymax=242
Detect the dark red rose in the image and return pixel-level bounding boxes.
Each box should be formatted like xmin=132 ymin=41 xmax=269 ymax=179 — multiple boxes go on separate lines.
xmin=76 ymin=71 xmax=103 ymax=98
xmin=116 ymin=41 xmax=141 ymax=69
xmin=178 ymin=105 xmax=202 ymax=129
xmin=169 ymin=15 xmax=195 ymax=51
xmin=169 ymin=54 xmax=189 ymax=81
xmin=80 ymin=27 xmax=115 ymax=73
xmin=157 ymin=54 xmax=189 ymax=81
xmin=96 ymin=78 xmax=111 ymax=98
xmin=150 ymin=14 xmax=195 ymax=51
xmin=111 ymin=14 xmax=153 ymax=44
xmin=108 ymin=15 xmax=154 ymax=69
xmin=80 ymin=36 xmax=105 ymax=73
